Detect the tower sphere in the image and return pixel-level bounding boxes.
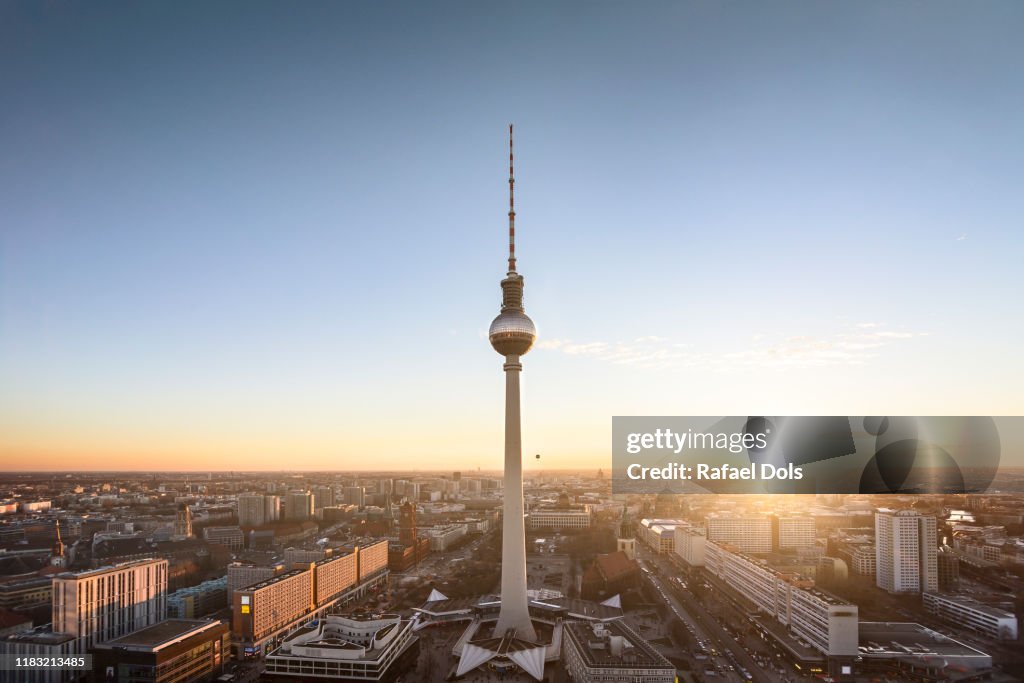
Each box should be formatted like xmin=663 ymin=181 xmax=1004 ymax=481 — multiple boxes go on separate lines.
xmin=489 ymin=309 xmax=536 ymax=356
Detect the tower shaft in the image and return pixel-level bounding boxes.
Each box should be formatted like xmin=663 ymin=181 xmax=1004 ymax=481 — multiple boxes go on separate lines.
xmin=494 ymin=354 xmax=536 ymax=641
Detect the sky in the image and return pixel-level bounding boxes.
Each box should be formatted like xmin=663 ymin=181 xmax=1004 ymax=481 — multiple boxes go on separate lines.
xmin=1 ymin=2 xmax=1022 ymax=472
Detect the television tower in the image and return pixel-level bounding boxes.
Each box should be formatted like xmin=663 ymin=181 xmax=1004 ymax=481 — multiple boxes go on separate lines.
xmin=489 ymin=124 xmax=537 ymax=641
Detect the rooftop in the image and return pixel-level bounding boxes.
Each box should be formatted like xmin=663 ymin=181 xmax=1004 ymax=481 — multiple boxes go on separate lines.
xmin=859 ymin=622 xmax=991 ymax=660
xmin=563 ymin=620 xmax=673 ymax=670
xmin=97 ymin=619 xmax=225 ymax=652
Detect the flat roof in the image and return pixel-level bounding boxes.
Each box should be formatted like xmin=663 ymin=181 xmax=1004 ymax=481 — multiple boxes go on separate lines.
xmin=241 ymin=567 xmax=309 ymax=592
xmin=925 ymin=592 xmax=1015 ymax=619
xmin=859 ymin=622 xmax=991 ymax=659
xmin=99 ymin=619 xmax=224 ymax=651
xmin=563 ymin=621 xmax=673 ymax=670
xmin=3 ymin=628 xmax=75 ymax=646
xmin=53 ymin=558 xmax=164 ymax=581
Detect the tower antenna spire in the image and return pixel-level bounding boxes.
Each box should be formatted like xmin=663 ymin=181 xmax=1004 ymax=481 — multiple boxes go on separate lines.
xmin=508 ymin=123 xmax=516 ymax=273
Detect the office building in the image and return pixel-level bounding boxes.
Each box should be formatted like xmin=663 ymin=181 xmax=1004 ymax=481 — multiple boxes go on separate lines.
xmin=232 ymin=540 xmax=388 ymax=657
xmin=856 ymin=622 xmax=992 ymax=676
xmin=875 ymin=509 xmax=938 ymax=594
xmin=285 ymin=491 xmax=315 ymax=521
xmin=227 ymin=562 xmax=286 ymax=595
xmin=167 ymin=577 xmax=228 ymax=619
xmin=428 ymin=524 xmax=468 ymax=551
xmin=704 ymin=541 xmax=857 ymax=656
xmin=674 ymin=526 xmax=706 ymax=568
xmin=705 ymin=514 xmax=772 ymax=553
xmin=344 ymin=486 xmax=365 ymax=509
xmin=313 ymin=486 xmax=335 ymax=510
xmin=562 ymin=621 xmax=674 ymax=683
xmin=284 ymin=547 xmax=327 ymax=565
xmin=637 ymin=519 xmax=687 ymax=554
xmin=203 ymin=526 xmax=244 ymax=550
xmin=923 ymin=592 xmax=1018 ymax=640
xmin=0 ymin=559 xmax=169 ymax=683
xmin=91 ymin=619 xmax=228 ymax=683
xmin=239 ymin=493 xmax=274 ymax=527
xmin=528 ymin=505 xmax=592 ymax=531
xmin=53 ymin=559 xmax=168 ymax=650
xmin=772 ymin=515 xmax=816 ymax=550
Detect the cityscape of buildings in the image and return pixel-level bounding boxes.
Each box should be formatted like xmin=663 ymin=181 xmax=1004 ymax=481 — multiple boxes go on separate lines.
xmin=3 ymin=4 xmax=1023 ymax=679
xmin=1 ymin=470 xmax=1024 ymax=681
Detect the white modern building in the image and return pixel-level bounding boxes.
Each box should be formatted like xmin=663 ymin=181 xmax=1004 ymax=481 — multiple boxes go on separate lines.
xmin=285 ymin=491 xmax=315 ymax=521
xmin=704 ymin=541 xmax=857 ymax=656
xmin=637 ymin=519 xmax=688 ymax=554
xmin=238 ymin=493 xmax=280 ymax=527
xmin=528 ymin=506 xmax=592 ymax=531
xmin=263 ymin=612 xmax=418 ymax=681
xmin=562 ymin=620 xmax=674 ymax=683
xmin=674 ymin=526 xmax=706 ymax=567
xmin=875 ymin=509 xmax=938 ymax=594
xmin=923 ymin=592 xmax=1018 ymax=640
xmin=773 ymin=515 xmax=816 ymax=549
xmin=428 ymin=524 xmax=468 ymax=551
xmin=705 ymin=514 xmax=772 ymax=553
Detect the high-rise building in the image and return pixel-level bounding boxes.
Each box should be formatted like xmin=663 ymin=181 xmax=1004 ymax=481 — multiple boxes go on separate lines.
xmin=285 ymin=491 xmax=315 ymax=521
xmin=704 ymin=514 xmax=772 ymax=553
xmin=238 ymin=493 xmax=269 ymax=527
xmin=674 ymin=526 xmax=706 ymax=568
xmin=772 ymin=515 xmax=816 ymax=549
xmin=313 ymin=485 xmax=335 ymax=510
xmin=488 ymin=124 xmax=537 ymax=642
xmin=1 ymin=558 xmax=169 ymax=680
xmin=875 ymin=509 xmax=938 ymax=594
xmin=264 ymin=495 xmax=281 ymax=523
xmin=344 ymin=486 xmax=365 ymax=508
xmin=53 ymin=559 xmax=168 ymax=649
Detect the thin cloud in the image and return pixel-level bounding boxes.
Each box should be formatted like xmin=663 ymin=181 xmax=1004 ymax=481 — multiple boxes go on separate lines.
xmin=536 ymin=324 xmax=928 ymax=371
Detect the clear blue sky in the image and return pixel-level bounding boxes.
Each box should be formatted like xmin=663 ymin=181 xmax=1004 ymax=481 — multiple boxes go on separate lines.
xmin=1 ymin=2 xmax=1022 ymax=470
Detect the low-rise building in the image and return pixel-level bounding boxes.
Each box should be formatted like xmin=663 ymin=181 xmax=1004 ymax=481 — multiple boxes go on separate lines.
xmin=923 ymin=592 xmax=1018 ymax=640
xmin=203 ymin=526 xmax=244 ymax=550
xmin=562 ymin=620 xmax=674 ymax=683
xmin=528 ymin=505 xmax=592 ymax=531
xmin=167 ymin=577 xmax=228 ymax=619
xmin=262 ymin=612 xmax=418 ymax=681
xmin=428 ymin=524 xmax=467 ymax=551
xmin=91 ymin=619 xmax=228 ymax=683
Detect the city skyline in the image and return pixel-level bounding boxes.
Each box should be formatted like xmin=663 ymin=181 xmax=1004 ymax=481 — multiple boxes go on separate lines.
xmin=3 ymin=2 xmax=1024 ymax=472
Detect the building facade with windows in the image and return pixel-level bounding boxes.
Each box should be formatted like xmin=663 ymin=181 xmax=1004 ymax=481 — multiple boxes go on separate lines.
xmin=923 ymin=592 xmax=1018 ymax=640
xmin=561 ymin=620 xmax=674 ymax=683
xmin=875 ymin=509 xmax=938 ymax=594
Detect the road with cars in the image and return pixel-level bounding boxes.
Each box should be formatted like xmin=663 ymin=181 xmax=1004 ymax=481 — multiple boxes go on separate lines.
xmin=639 ymin=546 xmax=795 ymax=683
